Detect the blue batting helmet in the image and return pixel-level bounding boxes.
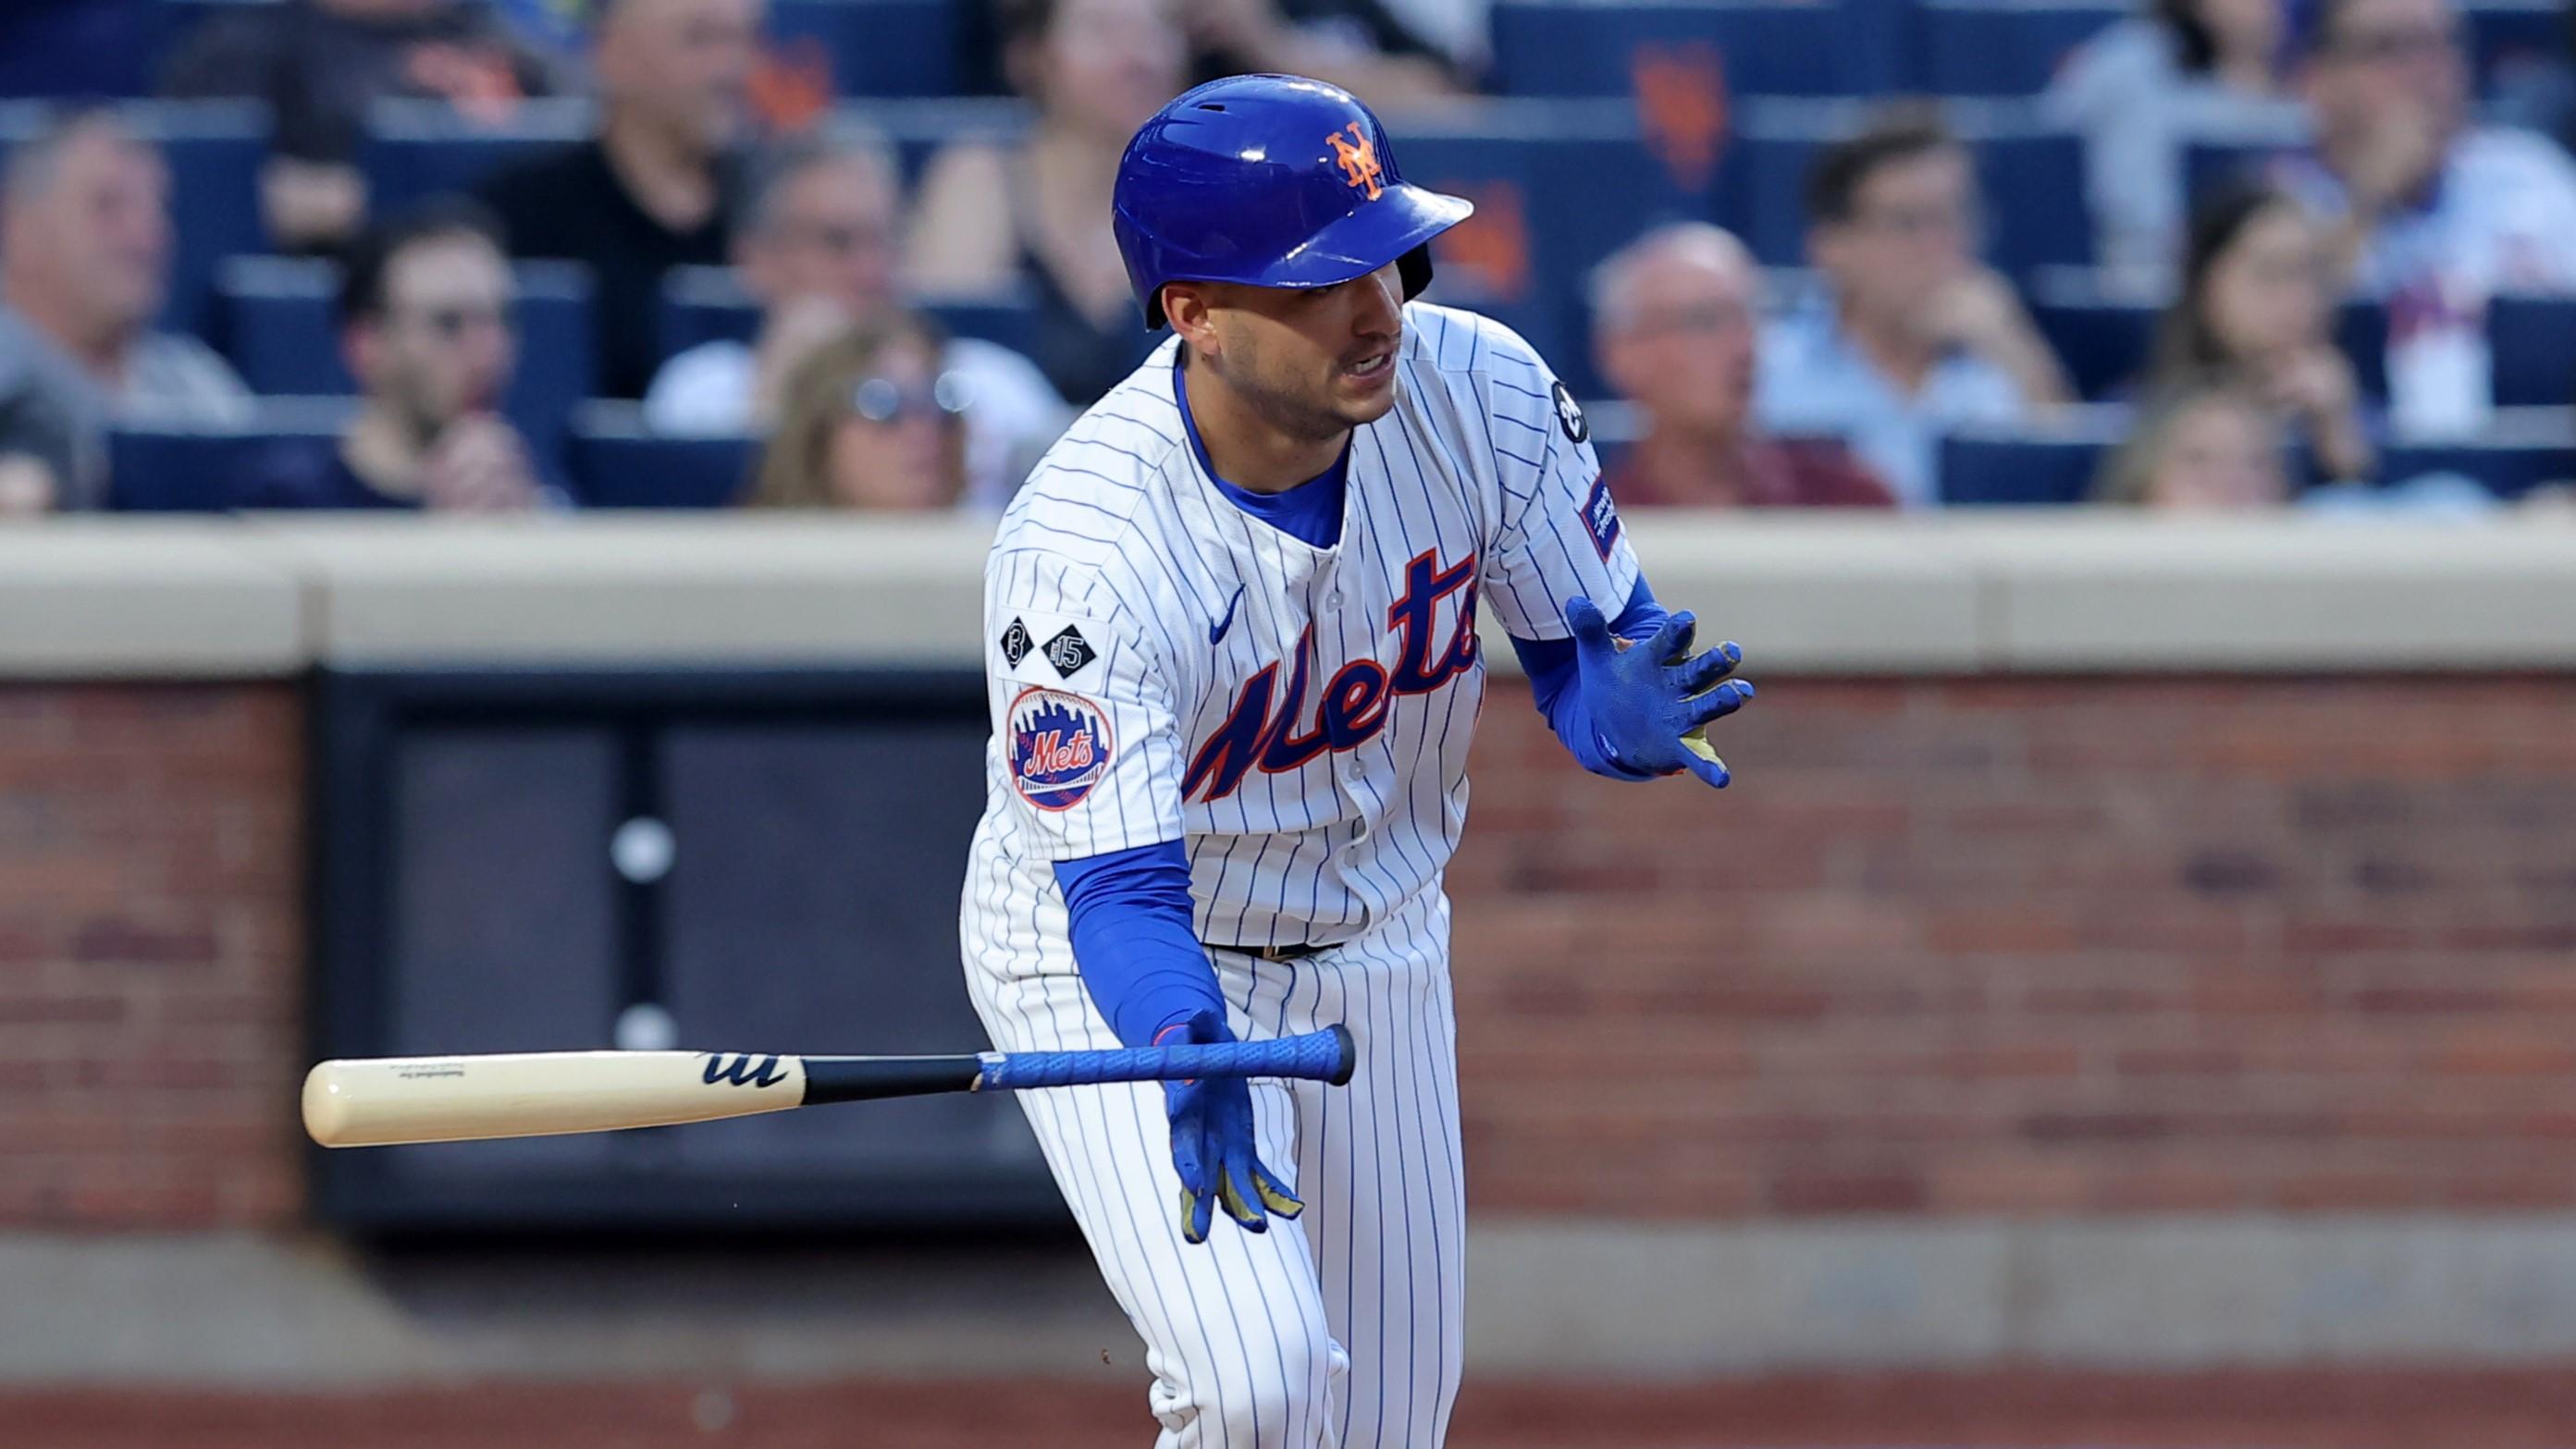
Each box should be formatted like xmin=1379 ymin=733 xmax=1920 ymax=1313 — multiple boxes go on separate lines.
xmin=1111 ymin=74 xmax=1473 ymax=329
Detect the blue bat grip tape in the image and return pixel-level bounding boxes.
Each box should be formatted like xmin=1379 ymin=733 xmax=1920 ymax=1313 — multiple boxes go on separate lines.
xmin=980 ymin=1025 xmax=1355 ymax=1091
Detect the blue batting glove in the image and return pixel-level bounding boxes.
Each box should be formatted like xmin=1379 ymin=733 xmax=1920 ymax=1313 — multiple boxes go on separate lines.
xmin=1565 ymin=595 xmax=1756 ymax=788
xmin=1159 ymin=1009 xmax=1302 ymax=1245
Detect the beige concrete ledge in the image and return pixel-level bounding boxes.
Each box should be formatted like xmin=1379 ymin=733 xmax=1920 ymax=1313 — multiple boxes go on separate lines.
xmin=0 ymin=519 xmax=302 ymax=678
xmin=13 ymin=1213 xmax=2576 ymax=1384
xmin=0 ymin=512 xmax=2571 ymax=679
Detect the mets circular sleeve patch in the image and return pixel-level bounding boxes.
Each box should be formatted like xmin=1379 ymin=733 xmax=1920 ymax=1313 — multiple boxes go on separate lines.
xmin=1008 ymin=686 xmax=1115 ymax=811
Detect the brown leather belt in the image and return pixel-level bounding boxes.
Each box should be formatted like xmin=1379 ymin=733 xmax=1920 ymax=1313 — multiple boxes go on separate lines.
xmin=1203 ymin=940 xmax=1328 ymax=963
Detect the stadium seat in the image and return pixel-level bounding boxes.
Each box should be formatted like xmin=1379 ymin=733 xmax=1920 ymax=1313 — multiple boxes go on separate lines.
xmin=1488 ymin=0 xmax=1880 ymax=98
xmin=107 ymin=396 xmax=351 ymax=512
xmin=767 ymin=0 xmax=958 ymax=99
xmin=360 ymin=98 xmax=591 ymax=213
xmin=1912 ymin=0 xmax=2127 ymax=95
xmin=2464 ymin=0 xmax=2562 ymax=92
xmin=216 ymin=255 xmax=596 ymax=472
xmin=2027 ymin=267 xmax=2163 ymax=399
xmin=2376 ymin=410 xmax=2576 ymax=498
xmin=1727 ymin=98 xmax=2090 ymax=277
xmin=570 ymin=403 xmax=757 ymax=508
xmin=0 ymin=0 xmax=165 ymax=99
xmin=658 ymin=266 xmax=1047 ymax=366
xmin=2488 ymin=295 xmax=2576 ymax=408
xmin=1937 ymin=407 xmax=2132 ymax=504
xmin=0 ymin=100 xmax=270 ymax=341
xmin=843 ymin=98 xmax=1031 ymax=186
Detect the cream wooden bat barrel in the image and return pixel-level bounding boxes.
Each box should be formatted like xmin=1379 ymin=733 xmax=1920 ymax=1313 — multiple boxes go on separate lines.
xmin=302 ymin=1050 xmax=820 ymax=1147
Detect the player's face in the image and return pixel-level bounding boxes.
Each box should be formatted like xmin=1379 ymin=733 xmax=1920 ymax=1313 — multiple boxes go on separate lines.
xmin=1200 ymin=263 xmax=1407 ymax=439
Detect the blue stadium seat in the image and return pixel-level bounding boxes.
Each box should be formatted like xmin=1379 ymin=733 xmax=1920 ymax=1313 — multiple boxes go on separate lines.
xmin=2377 ymin=411 xmax=2576 ymax=498
xmin=2027 ymin=267 xmax=2162 ymax=399
xmin=844 ymin=98 xmax=1030 ymax=187
xmin=1937 ymin=408 xmax=2131 ymax=504
xmin=0 ymin=0 xmax=167 ymax=98
xmin=658 ymin=266 xmax=1046 ymax=367
xmin=767 ymin=0 xmax=958 ymax=99
xmin=1913 ymin=0 xmax=2126 ymax=95
xmin=1488 ymin=0 xmax=1878 ymax=97
xmin=571 ymin=404 xmax=756 ymax=508
xmin=108 ymin=397 xmax=351 ymax=512
xmin=0 ymin=100 xmax=270 ymax=341
xmin=2464 ymin=0 xmax=2562 ymax=92
xmin=360 ymin=98 xmax=591 ymax=213
xmin=1727 ymin=99 xmax=2090 ymax=278
xmin=216 ymin=255 xmax=596 ymax=472
xmin=2489 ymin=295 xmax=2576 ymax=408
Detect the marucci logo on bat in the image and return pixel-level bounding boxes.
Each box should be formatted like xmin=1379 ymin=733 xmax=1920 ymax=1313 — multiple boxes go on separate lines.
xmin=701 ymin=1053 xmax=789 ymax=1088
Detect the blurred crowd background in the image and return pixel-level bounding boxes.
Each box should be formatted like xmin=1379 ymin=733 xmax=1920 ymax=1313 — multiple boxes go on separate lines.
xmin=6 ymin=0 xmax=2576 ymax=522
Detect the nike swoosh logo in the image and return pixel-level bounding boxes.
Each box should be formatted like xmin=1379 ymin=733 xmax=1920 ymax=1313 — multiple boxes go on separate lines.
xmin=1209 ymin=584 xmax=1246 ymax=645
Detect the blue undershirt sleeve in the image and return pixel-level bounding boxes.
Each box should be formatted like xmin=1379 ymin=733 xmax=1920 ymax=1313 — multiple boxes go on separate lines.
xmin=1509 ymin=574 xmax=1670 ymax=781
xmin=1054 ymin=839 xmax=1227 ymax=1049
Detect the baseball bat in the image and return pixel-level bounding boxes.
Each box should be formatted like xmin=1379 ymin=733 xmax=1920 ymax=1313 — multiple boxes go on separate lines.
xmin=302 ymin=1026 xmax=1358 ymax=1148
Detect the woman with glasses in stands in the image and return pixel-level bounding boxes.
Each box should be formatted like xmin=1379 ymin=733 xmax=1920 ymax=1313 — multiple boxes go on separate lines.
xmin=2146 ymin=180 xmax=2378 ymax=483
xmin=747 ymin=314 xmax=971 ymax=510
xmin=2047 ymin=0 xmax=2299 ymax=283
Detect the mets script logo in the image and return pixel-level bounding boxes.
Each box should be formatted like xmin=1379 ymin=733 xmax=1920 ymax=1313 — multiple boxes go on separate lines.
xmin=1009 ymin=686 xmax=1114 ymax=811
xmin=702 ymin=1053 xmax=787 ymax=1088
xmin=1327 ymin=122 xmax=1383 ymax=200
xmin=1185 ymin=548 xmax=1478 ymax=803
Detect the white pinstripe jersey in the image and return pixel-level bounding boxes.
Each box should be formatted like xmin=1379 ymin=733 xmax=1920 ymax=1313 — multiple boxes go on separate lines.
xmin=968 ymin=302 xmax=1640 ymax=952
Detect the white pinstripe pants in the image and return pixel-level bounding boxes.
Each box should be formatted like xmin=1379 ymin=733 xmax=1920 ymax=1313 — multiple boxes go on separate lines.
xmin=964 ymin=890 xmax=1467 ymax=1449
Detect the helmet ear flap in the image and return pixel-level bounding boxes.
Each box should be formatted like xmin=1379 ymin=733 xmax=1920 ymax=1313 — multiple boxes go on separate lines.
xmin=1397 ymin=245 xmax=1435 ymax=305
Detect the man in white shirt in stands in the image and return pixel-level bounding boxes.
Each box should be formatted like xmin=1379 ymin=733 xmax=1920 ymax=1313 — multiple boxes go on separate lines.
xmin=1754 ymin=108 xmax=2071 ymax=508
xmin=2275 ymin=0 xmax=2576 ymax=434
xmin=0 ymin=110 xmax=253 ymax=511
xmin=644 ymin=129 xmax=1069 ymax=507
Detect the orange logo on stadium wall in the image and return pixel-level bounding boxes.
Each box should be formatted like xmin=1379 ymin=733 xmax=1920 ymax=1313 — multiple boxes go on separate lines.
xmin=749 ymin=39 xmax=833 ymax=134
xmin=1633 ymin=43 xmax=1730 ymax=193
xmin=1327 ymin=122 xmax=1385 ymax=200
xmin=1429 ymin=181 xmax=1532 ymax=302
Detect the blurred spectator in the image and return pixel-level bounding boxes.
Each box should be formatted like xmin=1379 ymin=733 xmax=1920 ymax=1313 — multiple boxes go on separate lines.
xmin=644 ymin=130 xmax=1068 ymax=506
xmin=2093 ymin=376 xmax=2293 ymax=507
xmin=906 ymin=0 xmax=1189 ymax=403
xmin=161 ymin=0 xmax=561 ymax=253
xmin=1186 ymin=0 xmax=1467 ymax=108
xmin=2046 ymin=0 xmax=2296 ymax=281
xmin=242 ymin=203 xmax=545 ymax=510
xmin=2150 ymin=182 xmax=2376 ymax=481
xmin=0 ymin=111 xmax=252 ymax=511
xmin=1589 ymin=223 xmax=1894 ymax=509
xmin=748 ymin=316 xmax=969 ymax=510
xmin=2097 ymin=372 xmax=2500 ymax=512
xmin=2279 ymin=0 xmax=2576 ymax=435
xmin=1755 ymin=110 xmax=2070 ymax=508
xmin=478 ymin=0 xmax=758 ymax=399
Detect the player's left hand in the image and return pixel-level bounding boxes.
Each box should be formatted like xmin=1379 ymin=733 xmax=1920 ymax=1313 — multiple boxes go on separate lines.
xmin=1158 ymin=1009 xmax=1303 ymax=1245
xmin=1566 ymin=595 xmax=1756 ymax=788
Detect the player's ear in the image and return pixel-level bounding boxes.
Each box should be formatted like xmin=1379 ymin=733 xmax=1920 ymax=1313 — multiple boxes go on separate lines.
xmin=1164 ymin=282 xmax=1220 ymax=355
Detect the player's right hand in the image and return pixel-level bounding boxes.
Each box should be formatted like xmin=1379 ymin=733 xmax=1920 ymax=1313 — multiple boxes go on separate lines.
xmin=1158 ymin=1009 xmax=1303 ymax=1245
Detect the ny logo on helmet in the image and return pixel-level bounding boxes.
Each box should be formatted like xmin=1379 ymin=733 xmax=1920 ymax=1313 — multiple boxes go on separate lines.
xmin=1326 ymin=122 xmax=1383 ymax=201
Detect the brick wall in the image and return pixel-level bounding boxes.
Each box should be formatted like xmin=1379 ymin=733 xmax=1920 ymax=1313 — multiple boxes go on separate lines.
xmin=0 ymin=685 xmax=303 ymax=1229
xmin=1452 ymin=676 xmax=2576 ymax=1218
xmin=7 ymin=675 xmax=2575 ymax=1231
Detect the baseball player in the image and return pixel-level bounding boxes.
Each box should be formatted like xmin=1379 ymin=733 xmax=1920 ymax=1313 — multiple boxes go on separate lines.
xmin=961 ymin=74 xmax=1755 ymax=1449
